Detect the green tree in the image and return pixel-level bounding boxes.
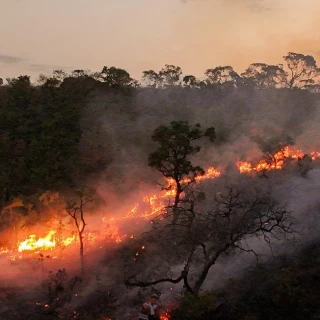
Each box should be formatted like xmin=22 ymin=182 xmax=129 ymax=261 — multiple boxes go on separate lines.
xmin=148 ymin=121 xmax=216 ymax=223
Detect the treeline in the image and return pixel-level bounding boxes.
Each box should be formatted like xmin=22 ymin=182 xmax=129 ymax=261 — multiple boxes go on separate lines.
xmin=1 ymin=52 xmax=320 ymax=90
xmin=0 ymin=52 xmax=319 ymax=206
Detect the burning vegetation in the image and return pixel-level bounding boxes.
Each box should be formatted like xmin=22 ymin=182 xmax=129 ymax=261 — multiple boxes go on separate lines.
xmin=1 ymin=52 xmax=320 ymax=319
xmin=1 ymin=144 xmax=316 ymax=261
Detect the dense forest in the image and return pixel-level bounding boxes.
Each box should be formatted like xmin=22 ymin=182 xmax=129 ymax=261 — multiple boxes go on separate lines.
xmin=1 ymin=52 xmax=320 ymax=319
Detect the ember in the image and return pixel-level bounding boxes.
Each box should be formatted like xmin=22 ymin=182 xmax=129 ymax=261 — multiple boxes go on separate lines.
xmin=160 ymin=311 xmax=171 ymax=320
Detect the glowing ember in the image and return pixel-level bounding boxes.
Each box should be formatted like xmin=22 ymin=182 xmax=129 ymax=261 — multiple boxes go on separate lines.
xmin=160 ymin=311 xmax=171 ymax=320
xmin=0 ymin=247 xmax=9 ymax=255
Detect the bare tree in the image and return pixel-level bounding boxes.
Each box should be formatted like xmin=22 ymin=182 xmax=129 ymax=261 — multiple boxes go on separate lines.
xmin=125 ymin=186 xmax=296 ymax=296
xmin=66 ymin=188 xmax=92 ymax=274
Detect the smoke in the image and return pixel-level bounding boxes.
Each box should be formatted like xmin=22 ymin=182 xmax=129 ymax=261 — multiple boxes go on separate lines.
xmin=2 ymin=72 xmax=320 ymax=319
xmin=79 ymin=81 xmax=320 ymax=317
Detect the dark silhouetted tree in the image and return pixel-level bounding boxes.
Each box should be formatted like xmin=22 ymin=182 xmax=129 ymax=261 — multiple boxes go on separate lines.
xmin=125 ymin=187 xmax=295 ymax=295
xmin=100 ymin=66 xmax=138 ymax=88
xmin=66 ymin=188 xmax=93 ymax=274
xmin=182 ymin=75 xmax=200 ymax=88
xmin=241 ymin=63 xmax=287 ymax=88
xmin=205 ymin=66 xmax=240 ymax=85
xmin=142 ymin=70 xmax=162 ymax=88
xmin=148 ymin=121 xmax=216 ymax=223
xmin=159 ymin=64 xmax=183 ymax=86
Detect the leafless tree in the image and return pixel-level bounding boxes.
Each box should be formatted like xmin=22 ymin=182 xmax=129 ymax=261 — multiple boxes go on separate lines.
xmin=66 ymin=188 xmax=92 ymax=274
xmin=125 ymin=186 xmax=296 ymax=296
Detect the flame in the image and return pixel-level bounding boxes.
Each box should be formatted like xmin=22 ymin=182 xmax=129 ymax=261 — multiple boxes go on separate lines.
xmin=160 ymin=311 xmax=171 ymax=320
xmin=2 ymin=147 xmax=320 ymax=260
xmin=5 ymin=166 xmax=221 ymax=258
xmin=236 ymin=146 xmax=319 ymax=173
xmin=61 ymin=234 xmax=76 ymax=247
xmin=18 ymin=230 xmax=56 ymax=252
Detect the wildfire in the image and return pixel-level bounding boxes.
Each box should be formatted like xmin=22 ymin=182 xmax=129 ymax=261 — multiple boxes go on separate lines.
xmin=0 ymin=247 xmax=9 ymax=255
xmin=18 ymin=230 xmax=56 ymax=252
xmin=2 ymin=146 xmax=320 ymax=260
xmin=237 ymin=146 xmax=320 ymax=173
xmin=17 ymin=231 xmax=78 ymax=253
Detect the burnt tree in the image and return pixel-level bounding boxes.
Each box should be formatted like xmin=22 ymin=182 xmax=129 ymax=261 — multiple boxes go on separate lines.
xmin=66 ymin=189 xmax=92 ymax=274
xmin=125 ymin=187 xmax=296 ymax=296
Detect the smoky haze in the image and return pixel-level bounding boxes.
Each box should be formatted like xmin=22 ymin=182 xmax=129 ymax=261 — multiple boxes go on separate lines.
xmin=70 ymin=74 xmax=320 ymax=318
xmin=88 ymin=85 xmax=319 ymax=197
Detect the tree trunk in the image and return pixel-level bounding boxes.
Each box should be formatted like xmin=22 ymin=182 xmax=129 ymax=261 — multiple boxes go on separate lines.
xmin=79 ymin=233 xmax=84 ymax=275
xmin=172 ymin=181 xmax=182 ymax=224
xmin=192 ymin=263 xmax=212 ymax=295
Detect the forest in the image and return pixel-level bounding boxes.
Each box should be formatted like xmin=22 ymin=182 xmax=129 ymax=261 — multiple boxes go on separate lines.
xmin=0 ymin=52 xmax=320 ymax=319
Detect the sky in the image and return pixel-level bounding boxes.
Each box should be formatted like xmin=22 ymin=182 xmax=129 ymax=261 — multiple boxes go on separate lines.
xmin=1 ymin=0 xmax=320 ymax=80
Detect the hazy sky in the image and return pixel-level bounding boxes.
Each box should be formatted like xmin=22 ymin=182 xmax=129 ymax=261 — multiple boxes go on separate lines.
xmin=1 ymin=0 xmax=320 ymax=80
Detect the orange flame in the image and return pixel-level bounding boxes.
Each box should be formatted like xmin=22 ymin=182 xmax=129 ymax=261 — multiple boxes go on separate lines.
xmin=3 ymin=146 xmax=320 ymax=260
xmin=18 ymin=230 xmax=56 ymax=252
xmin=236 ymin=146 xmax=319 ymax=173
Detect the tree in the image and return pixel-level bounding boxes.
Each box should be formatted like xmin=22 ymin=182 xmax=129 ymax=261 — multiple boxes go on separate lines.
xmin=283 ymin=52 xmax=320 ymax=88
xmin=297 ymin=154 xmax=313 ymax=177
xmin=39 ymin=190 xmax=65 ymax=220
xmin=159 ymin=64 xmax=183 ymax=87
xmin=142 ymin=70 xmax=162 ymax=88
xmin=252 ymin=136 xmax=295 ymax=174
xmin=66 ymin=189 xmax=93 ymax=274
xmin=71 ymin=69 xmax=90 ymax=78
xmin=182 ymin=75 xmax=200 ymax=88
xmin=205 ymin=66 xmax=240 ymax=86
xmin=241 ymin=63 xmax=287 ymax=88
xmin=100 ymin=66 xmax=139 ymax=88
xmin=148 ymin=121 xmax=216 ymax=224
xmin=52 ymin=69 xmax=67 ymax=83
xmin=125 ymin=187 xmax=295 ymax=296
xmin=0 ymin=197 xmax=37 ymax=247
